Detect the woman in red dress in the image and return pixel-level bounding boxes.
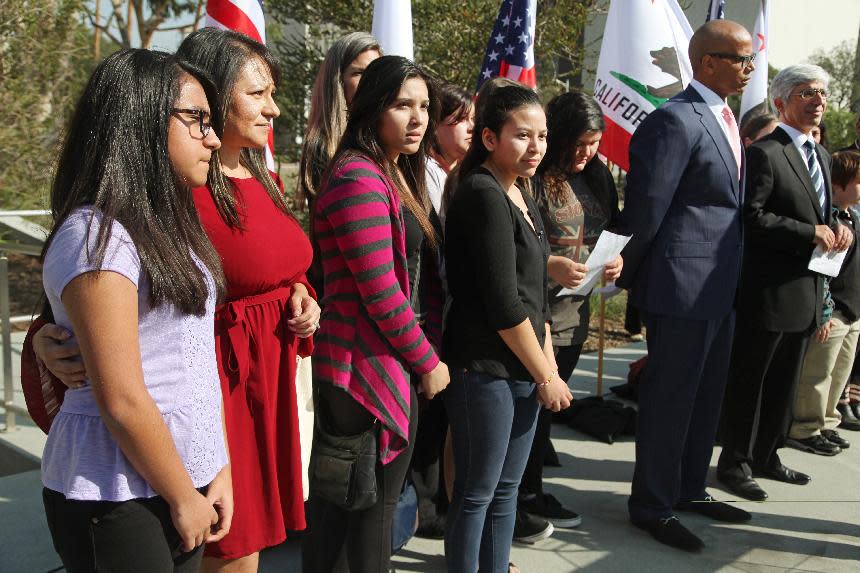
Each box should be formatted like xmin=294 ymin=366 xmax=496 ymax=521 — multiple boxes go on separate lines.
xmin=30 ymin=29 xmax=320 ymax=572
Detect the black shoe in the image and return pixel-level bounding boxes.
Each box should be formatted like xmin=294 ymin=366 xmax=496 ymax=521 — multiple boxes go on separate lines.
xmin=632 ymin=516 xmax=704 ymax=552
xmin=822 ymin=429 xmax=850 ymax=449
xmin=754 ymin=463 xmax=811 ymax=485
xmin=837 ymin=403 xmax=860 ymax=431
xmin=676 ymin=494 xmax=752 ymax=523
xmin=513 ymin=509 xmax=553 ymax=544
xmin=520 ymin=493 xmax=582 ymax=528
xmin=415 ymin=514 xmax=446 ymax=539
xmin=717 ymin=472 xmax=768 ymax=501
xmin=786 ymin=434 xmax=841 ymax=456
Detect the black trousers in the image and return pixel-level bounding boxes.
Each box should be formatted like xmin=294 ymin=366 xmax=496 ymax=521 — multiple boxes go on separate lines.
xmin=628 ymin=311 xmax=735 ymax=523
xmin=411 ymin=391 xmax=449 ymax=520
xmin=519 ymin=344 xmax=582 ymax=496
xmin=718 ymin=325 xmax=811 ymax=476
xmin=302 ymin=383 xmax=418 ymax=573
xmin=42 ymin=488 xmax=204 ymax=573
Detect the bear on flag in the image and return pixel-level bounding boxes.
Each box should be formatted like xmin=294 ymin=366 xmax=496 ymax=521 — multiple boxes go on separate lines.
xmin=594 ymin=0 xmax=694 ymax=171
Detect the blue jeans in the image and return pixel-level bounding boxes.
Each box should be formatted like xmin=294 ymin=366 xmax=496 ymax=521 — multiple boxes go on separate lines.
xmin=444 ymin=369 xmax=540 ymax=573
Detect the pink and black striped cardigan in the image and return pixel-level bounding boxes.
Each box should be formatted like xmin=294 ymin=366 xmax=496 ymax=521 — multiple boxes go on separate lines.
xmin=313 ymin=155 xmax=440 ymax=464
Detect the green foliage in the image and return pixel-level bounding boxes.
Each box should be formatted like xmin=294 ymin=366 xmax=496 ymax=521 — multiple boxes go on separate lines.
xmin=0 ymin=0 xmax=94 ymax=209
xmin=823 ymin=107 xmax=856 ymax=152
xmin=267 ymin=0 xmax=601 ymax=161
xmin=809 ymin=40 xmax=855 ymax=111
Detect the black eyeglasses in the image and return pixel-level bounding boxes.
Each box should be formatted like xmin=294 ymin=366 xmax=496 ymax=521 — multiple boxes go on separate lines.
xmin=172 ymin=108 xmax=212 ymax=137
xmin=708 ymin=52 xmax=757 ymax=67
xmin=790 ymin=87 xmax=828 ymax=101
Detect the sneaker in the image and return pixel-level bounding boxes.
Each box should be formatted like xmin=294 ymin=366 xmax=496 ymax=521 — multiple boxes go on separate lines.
xmin=822 ymin=429 xmax=850 ymax=449
xmin=520 ymin=493 xmax=582 ymax=528
xmin=786 ymin=434 xmax=841 ymax=456
xmin=513 ymin=509 xmax=554 ymax=544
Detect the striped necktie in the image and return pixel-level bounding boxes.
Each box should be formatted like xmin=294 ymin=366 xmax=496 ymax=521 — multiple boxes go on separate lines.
xmin=803 ymin=140 xmax=826 ymax=216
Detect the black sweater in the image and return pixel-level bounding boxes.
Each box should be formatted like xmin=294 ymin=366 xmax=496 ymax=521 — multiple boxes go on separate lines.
xmin=831 ymin=208 xmax=860 ymax=322
xmin=443 ymin=167 xmax=550 ymax=381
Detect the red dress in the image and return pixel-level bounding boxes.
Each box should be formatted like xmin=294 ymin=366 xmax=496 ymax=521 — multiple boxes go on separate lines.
xmin=195 ymin=176 xmax=314 ymax=559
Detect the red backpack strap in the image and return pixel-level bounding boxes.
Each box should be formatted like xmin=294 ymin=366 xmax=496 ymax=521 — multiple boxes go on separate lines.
xmin=21 ymin=316 xmax=67 ymax=434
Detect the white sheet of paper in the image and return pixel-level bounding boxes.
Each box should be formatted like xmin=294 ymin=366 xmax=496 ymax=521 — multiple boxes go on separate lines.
xmin=557 ymin=231 xmax=632 ymax=297
xmin=808 ymin=245 xmax=848 ymax=277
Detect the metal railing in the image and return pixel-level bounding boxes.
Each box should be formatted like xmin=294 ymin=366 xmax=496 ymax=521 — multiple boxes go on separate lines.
xmin=0 ymin=210 xmax=50 ymax=432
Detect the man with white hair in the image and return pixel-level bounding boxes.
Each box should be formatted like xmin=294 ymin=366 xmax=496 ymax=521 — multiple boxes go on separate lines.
xmin=718 ymin=64 xmax=853 ymax=501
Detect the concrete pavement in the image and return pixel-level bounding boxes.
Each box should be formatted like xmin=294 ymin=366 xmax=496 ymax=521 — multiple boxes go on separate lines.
xmin=2 ymin=341 xmax=859 ymax=572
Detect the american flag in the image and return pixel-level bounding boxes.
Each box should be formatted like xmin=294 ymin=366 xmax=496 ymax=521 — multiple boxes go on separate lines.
xmin=706 ymin=0 xmax=726 ymax=22
xmin=476 ymin=0 xmax=537 ymax=92
xmin=205 ymin=0 xmax=275 ymax=169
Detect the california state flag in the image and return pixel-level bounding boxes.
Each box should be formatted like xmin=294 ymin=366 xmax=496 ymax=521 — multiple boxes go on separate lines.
xmin=594 ymin=0 xmax=694 ymax=171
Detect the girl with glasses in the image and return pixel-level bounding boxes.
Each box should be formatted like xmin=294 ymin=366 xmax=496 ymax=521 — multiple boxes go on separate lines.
xmin=40 ymin=48 xmax=229 ymax=573
xmin=30 ymin=29 xmax=321 ymax=573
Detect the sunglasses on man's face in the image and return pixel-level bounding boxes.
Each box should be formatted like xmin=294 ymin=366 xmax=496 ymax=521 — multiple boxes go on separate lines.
xmin=172 ymin=108 xmax=213 ymax=137
xmin=708 ymin=52 xmax=757 ymax=67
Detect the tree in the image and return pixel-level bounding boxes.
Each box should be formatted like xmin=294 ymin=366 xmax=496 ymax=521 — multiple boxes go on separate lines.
xmin=809 ymin=40 xmax=854 ymax=111
xmin=86 ymin=0 xmax=204 ymax=49
xmin=0 ymin=0 xmax=94 ymax=209
xmin=851 ymin=22 xmax=860 ymax=113
xmin=266 ymin=0 xmax=602 ymax=161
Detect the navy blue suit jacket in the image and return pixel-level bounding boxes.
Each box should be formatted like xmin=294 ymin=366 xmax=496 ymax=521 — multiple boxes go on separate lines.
xmin=617 ymin=85 xmax=744 ymax=320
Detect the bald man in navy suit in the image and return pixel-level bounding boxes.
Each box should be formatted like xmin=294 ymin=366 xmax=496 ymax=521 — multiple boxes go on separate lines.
xmin=617 ymin=20 xmax=754 ymax=551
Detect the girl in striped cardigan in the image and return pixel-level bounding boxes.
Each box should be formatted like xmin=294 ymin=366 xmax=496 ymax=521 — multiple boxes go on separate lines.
xmin=302 ymin=55 xmax=450 ymax=573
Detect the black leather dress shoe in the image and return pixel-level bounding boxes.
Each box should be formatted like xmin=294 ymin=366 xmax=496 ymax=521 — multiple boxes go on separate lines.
xmin=632 ymin=516 xmax=704 ymax=552
xmin=676 ymin=495 xmax=752 ymax=523
xmin=822 ymin=429 xmax=850 ymax=449
xmin=754 ymin=463 xmax=811 ymax=485
xmin=717 ymin=472 xmax=768 ymax=501
xmin=837 ymin=403 xmax=860 ymax=431
xmin=786 ymin=434 xmax=841 ymax=456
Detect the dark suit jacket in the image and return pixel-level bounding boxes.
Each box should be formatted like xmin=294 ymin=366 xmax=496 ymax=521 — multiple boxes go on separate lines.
xmin=736 ymin=126 xmax=832 ymax=332
xmin=617 ymin=85 xmax=743 ymax=320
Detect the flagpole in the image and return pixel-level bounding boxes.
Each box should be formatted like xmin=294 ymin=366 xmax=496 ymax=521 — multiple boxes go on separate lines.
xmin=597 ymin=276 xmax=606 ymax=397
xmin=595 ymin=158 xmax=616 ymax=397
xmin=94 ymin=0 xmax=101 ymax=61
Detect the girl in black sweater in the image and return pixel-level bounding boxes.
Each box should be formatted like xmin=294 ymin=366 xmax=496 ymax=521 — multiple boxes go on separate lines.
xmin=442 ymin=81 xmax=572 ymax=573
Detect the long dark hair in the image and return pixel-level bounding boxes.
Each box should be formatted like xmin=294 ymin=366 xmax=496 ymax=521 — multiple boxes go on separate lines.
xmin=43 ymin=49 xmax=225 ymax=315
xmin=537 ymin=91 xmax=606 ymax=204
xmin=331 ymin=55 xmax=439 ymax=248
xmin=177 ymin=27 xmax=292 ymax=228
xmin=444 ymin=79 xmax=541 ymax=209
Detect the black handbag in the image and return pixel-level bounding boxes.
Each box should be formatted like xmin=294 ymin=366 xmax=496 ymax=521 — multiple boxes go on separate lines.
xmin=310 ymin=405 xmax=379 ymax=511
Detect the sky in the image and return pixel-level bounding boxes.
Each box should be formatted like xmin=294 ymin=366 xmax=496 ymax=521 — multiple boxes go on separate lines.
xmin=768 ymin=0 xmax=860 ymax=69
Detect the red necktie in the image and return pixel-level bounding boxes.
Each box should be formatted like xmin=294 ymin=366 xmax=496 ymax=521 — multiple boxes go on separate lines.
xmin=721 ymin=106 xmax=742 ymax=178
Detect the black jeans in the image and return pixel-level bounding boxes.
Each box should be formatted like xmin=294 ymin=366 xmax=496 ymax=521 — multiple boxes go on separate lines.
xmin=520 ymin=344 xmax=582 ymax=496
xmin=42 ymin=488 xmax=204 ymax=573
xmin=302 ymin=383 xmax=418 ymax=573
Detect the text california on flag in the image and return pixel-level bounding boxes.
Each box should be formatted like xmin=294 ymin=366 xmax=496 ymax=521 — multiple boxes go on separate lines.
xmin=594 ymin=0 xmax=693 ymax=171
